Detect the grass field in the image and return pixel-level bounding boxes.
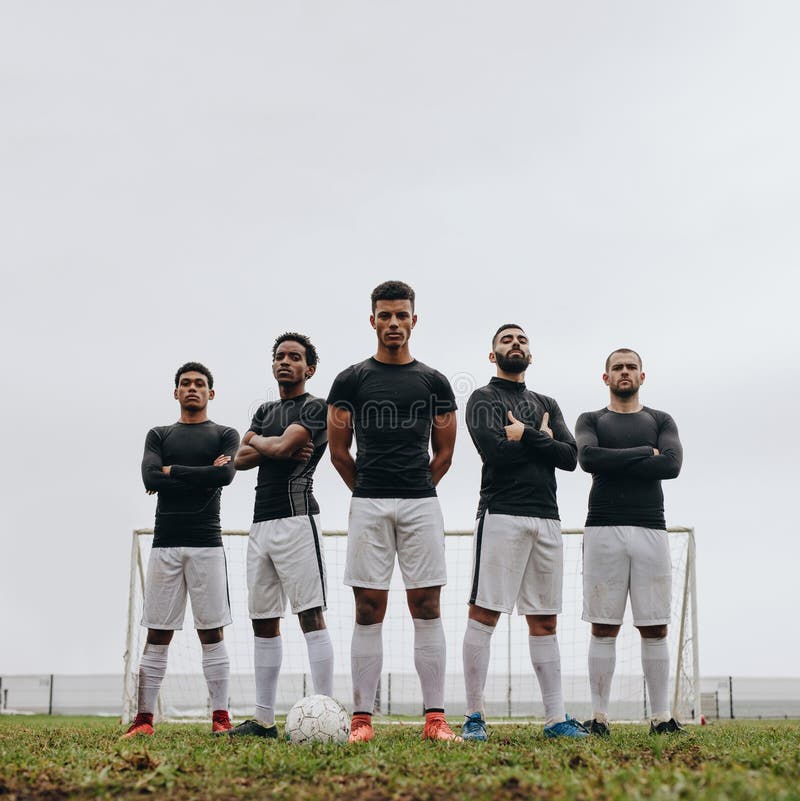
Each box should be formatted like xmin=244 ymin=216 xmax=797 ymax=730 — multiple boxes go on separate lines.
xmin=1 ymin=715 xmax=799 ymax=801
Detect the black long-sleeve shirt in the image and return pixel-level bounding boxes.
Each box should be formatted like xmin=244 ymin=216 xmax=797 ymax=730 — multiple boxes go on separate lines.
xmin=466 ymin=377 xmax=577 ymax=520
xmin=141 ymin=420 xmax=239 ymax=546
xmin=575 ymin=406 xmax=682 ymax=529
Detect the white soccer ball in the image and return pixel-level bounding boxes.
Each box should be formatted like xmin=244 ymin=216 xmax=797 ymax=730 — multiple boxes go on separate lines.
xmin=285 ymin=694 xmax=350 ymax=745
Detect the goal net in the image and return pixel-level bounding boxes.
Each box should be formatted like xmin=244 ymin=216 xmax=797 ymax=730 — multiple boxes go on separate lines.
xmin=122 ymin=527 xmax=699 ymax=723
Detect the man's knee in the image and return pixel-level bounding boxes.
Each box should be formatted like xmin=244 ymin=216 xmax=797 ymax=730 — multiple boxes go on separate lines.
xmin=197 ymin=627 xmax=224 ymax=644
xmin=592 ymin=623 xmax=621 ymax=638
xmin=354 ymin=588 xmax=388 ymax=625
xmin=298 ymin=607 xmax=326 ymax=633
xmin=527 ymin=614 xmax=557 ymax=636
xmin=637 ymin=624 xmax=668 ymax=639
xmin=468 ymin=604 xmax=500 ymax=628
xmin=146 ymin=629 xmax=174 ymax=646
xmin=252 ymin=618 xmax=280 ymax=638
xmin=407 ymin=587 xmax=441 ymax=619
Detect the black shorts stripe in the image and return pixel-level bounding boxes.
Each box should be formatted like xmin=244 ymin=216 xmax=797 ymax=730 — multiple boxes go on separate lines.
xmin=468 ymin=511 xmax=487 ymax=606
xmin=308 ymin=515 xmax=326 ymax=608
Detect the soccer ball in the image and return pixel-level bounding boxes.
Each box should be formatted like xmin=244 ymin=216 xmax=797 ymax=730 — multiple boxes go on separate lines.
xmin=285 ymin=694 xmax=350 ymax=744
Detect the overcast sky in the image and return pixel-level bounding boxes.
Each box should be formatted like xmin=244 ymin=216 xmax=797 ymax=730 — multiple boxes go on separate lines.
xmin=2 ymin=2 xmax=798 ymax=679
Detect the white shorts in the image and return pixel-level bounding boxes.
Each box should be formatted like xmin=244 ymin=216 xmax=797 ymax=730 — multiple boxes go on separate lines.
xmin=344 ymin=497 xmax=447 ymax=590
xmin=469 ymin=513 xmax=563 ymax=615
xmin=141 ymin=546 xmax=232 ymax=630
xmin=248 ymin=515 xmax=327 ymax=618
xmin=582 ymin=525 xmax=672 ymax=626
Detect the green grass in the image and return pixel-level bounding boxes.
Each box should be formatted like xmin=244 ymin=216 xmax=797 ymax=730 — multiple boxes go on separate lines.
xmin=1 ymin=716 xmax=800 ymax=800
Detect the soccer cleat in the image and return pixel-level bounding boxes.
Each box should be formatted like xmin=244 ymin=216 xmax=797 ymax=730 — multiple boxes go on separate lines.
xmin=348 ymin=713 xmax=375 ymax=743
xmin=422 ymin=712 xmax=463 ymax=742
xmin=121 ymin=713 xmax=154 ymax=738
xmin=211 ymin=710 xmax=233 ymax=734
xmin=461 ymin=712 xmax=488 ymax=741
xmin=222 ymin=719 xmax=279 ymax=738
xmin=543 ymin=715 xmax=590 ymax=739
xmin=650 ymin=717 xmax=686 ymax=735
xmin=583 ymin=718 xmax=611 ymax=737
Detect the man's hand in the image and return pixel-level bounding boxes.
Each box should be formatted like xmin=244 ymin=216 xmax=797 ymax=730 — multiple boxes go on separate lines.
xmin=539 ymin=412 xmax=553 ymax=439
xmin=242 ymin=431 xmax=255 ymax=445
xmin=653 ymin=447 xmax=660 ymax=456
xmin=146 ymin=489 xmax=156 ymax=495
xmin=161 ymin=465 xmax=172 ymax=475
xmin=213 ymin=454 xmax=232 ymax=467
xmin=290 ymin=443 xmax=315 ymax=462
xmin=505 ymin=411 xmax=525 ymax=441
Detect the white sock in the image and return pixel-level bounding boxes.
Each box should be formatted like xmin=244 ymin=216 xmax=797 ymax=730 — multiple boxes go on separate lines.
xmin=413 ymin=618 xmax=446 ymax=711
xmin=588 ymin=635 xmax=617 ymax=722
xmin=462 ymin=619 xmax=494 ymax=716
xmin=201 ymin=641 xmax=230 ymax=712
xmin=137 ymin=643 xmax=168 ymax=715
xmin=641 ymin=636 xmax=671 ymax=721
xmin=304 ymin=629 xmax=334 ymax=697
xmin=529 ymin=634 xmax=565 ymax=726
xmin=351 ymin=622 xmax=383 ymax=714
xmin=254 ymin=635 xmax=282 ymax=726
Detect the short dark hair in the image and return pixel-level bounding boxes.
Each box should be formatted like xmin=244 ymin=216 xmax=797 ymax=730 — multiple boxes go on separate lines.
xmin=605 ymin=348 xmax=643 ymax=372
xmin=371 ymin=280 xmax=415 ymax=312
xmin=272 ymin=332 xmax=319 ymax=367
xmin=492 ymin=323 xmax=526 ymax=348
xmin=174 ymin=361 xmax=213 ymax=388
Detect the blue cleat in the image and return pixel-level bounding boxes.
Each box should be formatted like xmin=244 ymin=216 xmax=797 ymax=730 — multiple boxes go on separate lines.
xmin=461 ymin=712 xmax=488 ymax=741
xmin=543 ymin=715 xmax=589 ymax=739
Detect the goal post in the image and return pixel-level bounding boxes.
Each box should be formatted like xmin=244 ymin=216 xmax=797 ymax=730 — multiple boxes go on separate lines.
xmin=122 ymin=526 xmax=699 ymax=723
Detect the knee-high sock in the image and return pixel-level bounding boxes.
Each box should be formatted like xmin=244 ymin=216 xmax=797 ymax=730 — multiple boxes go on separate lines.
xmin=529 ymin=634 xmax=565 ymax=726
xmin=137 ymin=643 xmax=168 ymax=715
xmin=413 ymin=617 xmax=447 ymax=711
xmin=588 ymin=635 xmax=617 ymax=722
xmin=304 ymin=629 xmax=334 ymax=697
xmin=641 ymin=636 xmax=671 ymax=721
xmin=201 ymin=641 xmax=230 ymax=712
xmin=351 ymin=623 xmax=383 ymax=714
xmin=462 ymin=619 xmax=494 ymax=716
xmin=254 ymin=635 xmax=282 ymax=726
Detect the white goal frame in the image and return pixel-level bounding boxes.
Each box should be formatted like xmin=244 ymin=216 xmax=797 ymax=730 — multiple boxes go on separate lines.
xmin=122 ymin=526 xmax=699 ymax=723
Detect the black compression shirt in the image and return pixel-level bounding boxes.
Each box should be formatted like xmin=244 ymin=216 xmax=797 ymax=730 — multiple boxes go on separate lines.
xmin=249 ymin=394 xmax=327 ymax=522
xmin=327 ymin=357 xmax=457 ymax=498
xmin=466 ymin=377 xmax=577 ymax=520
xmin=575 ymin=407 xmax=682 ymax=529
xmin=141 ymin=421 xmax=239 ymax=547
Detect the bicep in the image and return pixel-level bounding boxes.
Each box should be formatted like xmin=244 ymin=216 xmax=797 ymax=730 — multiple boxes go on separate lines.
xmin=327 ymin=405 xmax=353 ymax=453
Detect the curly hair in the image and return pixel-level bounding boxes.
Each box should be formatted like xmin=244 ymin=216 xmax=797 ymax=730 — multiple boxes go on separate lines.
xmin=272 ymin=332 xmax=319 ymax=367
xmin=174 ymin=362 xmax=214 ymax=388
xmin=370 ymin=280 xmax=415 ymax=312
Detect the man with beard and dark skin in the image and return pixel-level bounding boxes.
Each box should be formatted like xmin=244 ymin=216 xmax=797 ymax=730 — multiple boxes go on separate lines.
xmin=576 ymin=348 xmax=683 ymax=736
xmin=460 ymin=324 xmax=586 ymax=741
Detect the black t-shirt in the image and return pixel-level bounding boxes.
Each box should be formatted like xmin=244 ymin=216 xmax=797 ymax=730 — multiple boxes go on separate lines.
xmin=249 ymin=394 xmax=327 ymax=522
xmin=141 ymin=420 xmax=240 ymax=547
xmin=575 ymin=406 xmax=683 ymax=529
xmin=466 ymin=377 xmax=577 ymax=520
xmin=327 ymin=357 xmax=457 ymax=498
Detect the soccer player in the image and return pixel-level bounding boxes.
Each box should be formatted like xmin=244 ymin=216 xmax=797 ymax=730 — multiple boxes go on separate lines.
xmin=327 ymin=280 xmax=459 ymax=743
xmin=461 ymin=324 xmax=586 ymax=741
xmin=227 ymin=333 xmax=333 ymax=739
xmin=576 ymin=348 xmax=684 ymax=736
xmin=124 ymin=362 xmax=240 ymax=738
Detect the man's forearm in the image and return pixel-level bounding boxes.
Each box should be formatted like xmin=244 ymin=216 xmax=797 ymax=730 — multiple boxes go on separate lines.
xmin=330 ymin=451 xmax=357 ymax=491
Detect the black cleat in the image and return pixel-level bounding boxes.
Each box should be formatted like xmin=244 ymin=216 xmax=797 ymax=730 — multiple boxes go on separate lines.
xmin=649 ymin=718 xmax=686 ymax=735
xmin=583 ymin=718 xmax=611 ymax=736
xmin=221 ymin=719 xmax=279 ymax=738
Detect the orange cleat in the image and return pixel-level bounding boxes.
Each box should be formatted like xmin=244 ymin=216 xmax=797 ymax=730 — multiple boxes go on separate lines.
xmin=422 ymin=712 xmax=462 ymax=742
xmin=348 ymin=713 xmax=375 ymax=743
xmin=211 ymin=710 xmax=233 ymax=733
xmin=121 ymin=713 xmax=154 ymax=739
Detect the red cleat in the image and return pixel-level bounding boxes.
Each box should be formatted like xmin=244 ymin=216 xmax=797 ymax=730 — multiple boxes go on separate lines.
xmin=212 ymin=710 xmax=233 ymax=733
xmin=121 ymin=713 xmax=154 ymax=739
xmin=422 ymin=712 xmax=462 ymax=742
xmin=348 ymin=713 xmax=375 ymax=743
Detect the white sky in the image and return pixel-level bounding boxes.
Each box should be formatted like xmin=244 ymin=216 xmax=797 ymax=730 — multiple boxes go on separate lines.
xmin=1 ymin=2 xmax=799 ymax=678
